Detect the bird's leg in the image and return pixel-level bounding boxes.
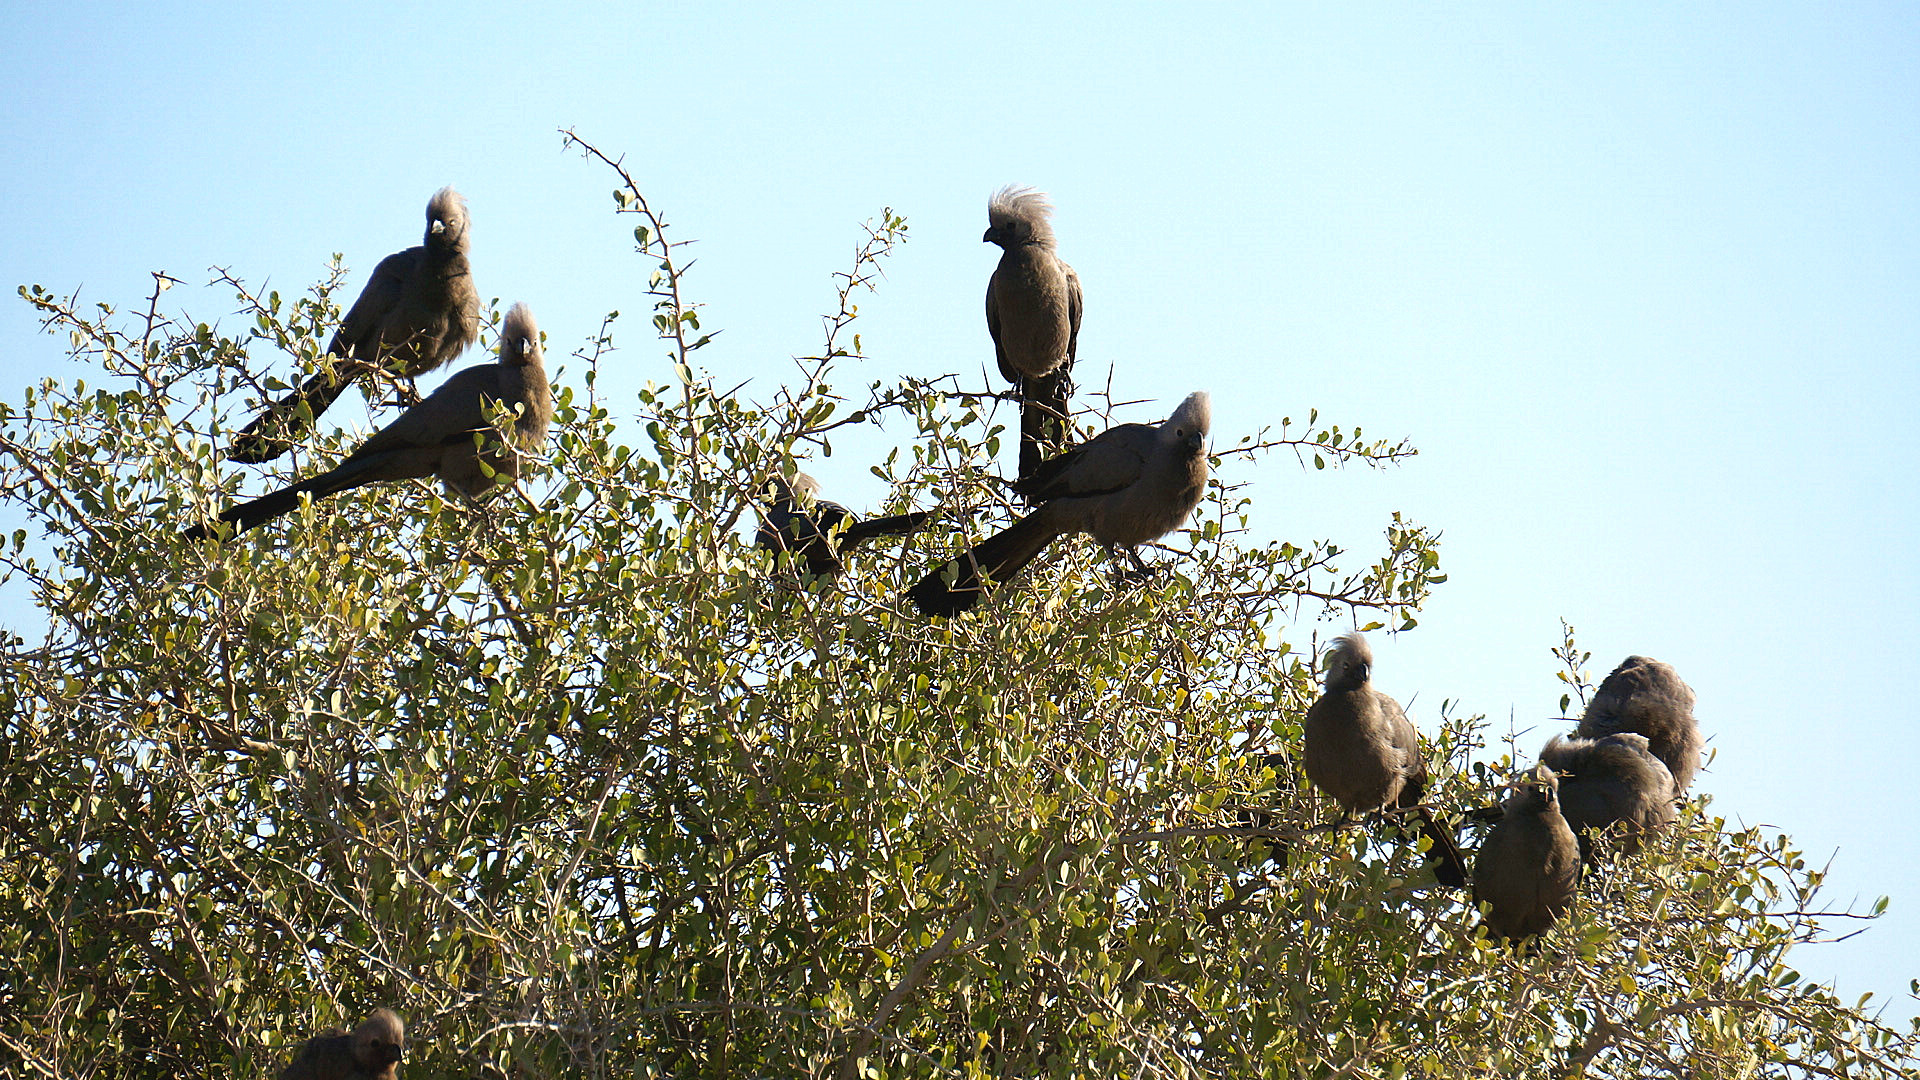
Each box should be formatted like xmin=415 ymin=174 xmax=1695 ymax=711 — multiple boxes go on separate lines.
xmin=1107 ymin=544 xmax=1163 ymax=585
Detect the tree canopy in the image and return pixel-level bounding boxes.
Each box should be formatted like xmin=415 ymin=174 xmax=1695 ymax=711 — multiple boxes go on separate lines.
xmin=2 ymin=136 xmax=1914 ymax=1078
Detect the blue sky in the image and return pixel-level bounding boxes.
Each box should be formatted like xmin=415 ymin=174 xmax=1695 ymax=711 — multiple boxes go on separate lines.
xmin=4 ymin=4 xmax=1917 ymax=1008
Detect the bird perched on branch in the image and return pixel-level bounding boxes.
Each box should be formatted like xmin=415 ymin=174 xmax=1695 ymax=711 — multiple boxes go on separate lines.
xmin=1301 ymin=633 xmax=1469 ymax=887
xmin=185 ymin=303 xmax=550 ymax=541
xmin=1472 ymin=764 xmax=1581 ymax=946
xmin=230 ymin=188 xmax=481 ymax=463
xmin=984 ymin=185 xmax=1083 ymax=484
xmin=278 ymin=1008 xmax=405 ymax=1080
xmin=755 ymin=471 xmax=942 ymax=577
xmin=906 ymin=391 xmax=1210 ymax=617
xmin=1576 ymin=655 xmax=1701 ymax=795
xmin=1538 ymin=732 xmax=1677 ymax=861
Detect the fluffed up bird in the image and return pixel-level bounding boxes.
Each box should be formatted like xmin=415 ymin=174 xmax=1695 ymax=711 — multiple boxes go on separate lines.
xmin=230 ymin=188 xmax=481 ymax=463
xmin=1301 ymin=633 xmax=1469 ymax=887
xmin=278 ymin=1008 xmax=405 ymax=1080
xmin=1472 ymin=764 xmax=1581 ymax=947
xmin=1576 ymin=655 xmax=1701 ymax=795
xmin=906 ymin=390 xmax=1210 ymax=617
xmin=755 ymin=471 xmax=942 ymax=577
xmin=984 ymin=185 xmax=1083 ymax=484
xmin=1538 ymin=732 xmax=1677 ymax=861
xmin=185 ymin=303 xmax=551 ymax=541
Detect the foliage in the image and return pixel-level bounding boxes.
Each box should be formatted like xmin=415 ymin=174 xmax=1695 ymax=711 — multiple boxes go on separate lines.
xmin=0 ymin=136 xmax=1913 ymax=1078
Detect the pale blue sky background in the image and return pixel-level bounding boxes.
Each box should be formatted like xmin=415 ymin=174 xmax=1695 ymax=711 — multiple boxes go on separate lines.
xmin=4 ymin=4 xmax=1916 ymax=1010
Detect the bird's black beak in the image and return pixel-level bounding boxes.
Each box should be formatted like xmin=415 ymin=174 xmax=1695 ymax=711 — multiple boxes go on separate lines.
xmin=982 ymin=226 xmax=1001 ymax=243
xmin=430 ymin=219 xmax=447 ymax=235
xmin=1186 ymin=431 xmax=1204 ymax=453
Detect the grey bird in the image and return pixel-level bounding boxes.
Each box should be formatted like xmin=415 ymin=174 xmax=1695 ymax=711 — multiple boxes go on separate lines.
xmin=185 ymin=303 xmax=550 ymax=541
xmin=230 ymin=188 xmax=481 ymax=463
xmin=755 ymin=471 xmax=942 ymax=577
xmin=1301 ymin=634 xmax=1470 ymax=887
xmin=278 ymin=1008 xmax=405 ymax=1080
xmin=1473 ymin=764 xmax=1581 ymax=946
xmin=984 ymin=186 xmax=1083 ymax=484
xmin=1576 ymin=655 xmax=1701 ymax=795
xmin=1538 ymin=732 xmax=1677 ymax=861
xmin=906 ymin=391 xmax=1210 ymax=617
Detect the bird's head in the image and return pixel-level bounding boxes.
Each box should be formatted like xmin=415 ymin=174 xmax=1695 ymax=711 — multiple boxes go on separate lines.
xmin=984 ymin=185 xmax=1055 ymax=248
xmin=1164 ymin=390 xmax=1210 ymax=455
xmin=1322 ymin=632 xmax=1374 ymax=691
xmin=1517 ymin=763 xmax=1561 ymax=812
xmin=500 ymin=303 xmax=541 ymax=367
xmin=354 ymin=1009 xmax=405 ymax=1068
xmin=425 ymin=187 xmax=470 ymax=248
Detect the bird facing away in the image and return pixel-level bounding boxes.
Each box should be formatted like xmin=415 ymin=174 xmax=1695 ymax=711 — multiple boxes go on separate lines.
xmin=278 ymin=1008 xmax=405 ymax=1080
xmin=1538 ymin=732 xmax=1677 ymax=861
xmin=230 ymin=188 xmax=482 ymax=463
xmin=185 ymin=303 xmax=551 ymax=541
xmin=984 ymin=185 xmax=1083 ymax=483
xmin=755 ymin=471 xmax=941 ymax=577
xmin=1301 ymin=634 xmax=1469 ymax=887
xmin=1576 ymin=655 xmax=1701 ymax=795
xmin=906 ymin=391 xmax=1210 ymax=618
xmin=1473 ymin=764 xmax=1581 ymax=946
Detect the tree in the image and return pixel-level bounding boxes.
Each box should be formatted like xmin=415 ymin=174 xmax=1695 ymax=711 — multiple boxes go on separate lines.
xmin=1 ymin=132 xmax=1913 ymax=1078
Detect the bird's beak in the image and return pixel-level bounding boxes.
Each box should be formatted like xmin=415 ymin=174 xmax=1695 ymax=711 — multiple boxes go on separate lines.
xmin=981 ymin=227 xmax=1000 ymax=243
xmin=430 ymin=219 xmax=447 ymax=235
xmin=1186 ymin=431 xmax=1204 ymax=453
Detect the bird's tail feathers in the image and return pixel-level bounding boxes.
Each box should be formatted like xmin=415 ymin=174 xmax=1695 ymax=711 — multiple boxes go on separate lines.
xmin=1017 ymin=371 xmax=1074 ymax=487
xmin=1414 ymin=806 xmax=1470 ymax=888
xmin=841 ymin=510 xmax=938 ymax=550
xmin=226 ymin=363 xmax=364 ymax=463
xmin=907 ymin=510 xmax=1061 ymax=617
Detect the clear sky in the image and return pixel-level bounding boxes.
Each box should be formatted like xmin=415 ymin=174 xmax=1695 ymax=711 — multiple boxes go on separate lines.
xmin=4 ymin=3 xmax=1916 ymax=1009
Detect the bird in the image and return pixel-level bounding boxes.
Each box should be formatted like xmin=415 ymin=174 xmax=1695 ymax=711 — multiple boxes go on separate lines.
xmin=230 ymin=188 xmax=481 ymax=463
xmin=984 ymin=185 xmax=1083 ymax=484
xmin=906 ymin=391 xmax=1210 ymax=617
xmin=278 ymin=1008 xmax=405 ymax=1080
xmin=1576 ymin=655 xmax=1701 ymax=795
xmin=755 ymin=471 xmax=942 ymax=577
xmin=185 ymin=303 xmax=550 ymax=541
xmin=1472 ymin=764 xmax=1581 ymax=947
xmin=1300 ymin=633 xmax=1469 ymax=887
xmin=1538 ymin=732 xmax=1677 ymax=861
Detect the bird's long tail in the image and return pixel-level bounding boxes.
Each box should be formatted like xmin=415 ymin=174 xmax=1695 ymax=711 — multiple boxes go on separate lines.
xmin=907 ymin=509 xmax=1062 ymax=617
xmin=181 ymin=457 xmax=377 ymax=541
xmin=1413 ymin=806 xmax=1469 ymax=888
xmin=226 ymin=360 xmax=367 ymax=463
xmin=1017 ymin=370 xmax=1073 ymax=487
xmin=840 ymin=509 xmax=938 ymax=551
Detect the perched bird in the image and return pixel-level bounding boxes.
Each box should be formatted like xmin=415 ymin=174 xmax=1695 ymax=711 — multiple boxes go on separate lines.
xmin=231 ymin=188 xmax=481 ymax=463
xmin=755 ymin=471 xmax=941 ymax=577
xmin=1301 ymin=634 xmax=1469 ymax=887
xmin=984 ymin=186 xmax=1083 ymax=484
xmin=906 ymin=391 xmax=1211 ymax=617
xmin=278 ymin=1008 xmax=405 ymax=1080
xmin=185 ymin=303 xmax=551 ymax=541
xmin=1576 ymin=655 xmax=1701 ymax=795
xmin=1538 ymin=732 xmax=1677 ymax=861
xmin=1473 ymin=764 xmax=1581 ymax=946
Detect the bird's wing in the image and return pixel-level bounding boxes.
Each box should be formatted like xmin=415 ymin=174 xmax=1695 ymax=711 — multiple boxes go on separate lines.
xmin=986 ymin=274 xmax=1017 ymax=384
xmin=329 ymin=248 xmax=417 ymax=359
xmin=346 ymin=365 xmax=504 ymax=460
xmin=1062 ymin=260 xmax=1083 ymax=370
xmin=1015 ymin=423 xmax=1154 ymax=500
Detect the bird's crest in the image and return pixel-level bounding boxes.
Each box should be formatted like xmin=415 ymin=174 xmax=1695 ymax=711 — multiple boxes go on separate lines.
xmin=427 ymin=187 xmax=470 ymax=237
xmin=1165 ymin=390 xmax=1211 ymax=438
xmin=987 ymin=185 xmax=1056 ymax=242
xmin=1322 ymin=633 xmax=1374 ymax=687
xmin=502 ymin=303 xmax=540 ymax=366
